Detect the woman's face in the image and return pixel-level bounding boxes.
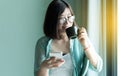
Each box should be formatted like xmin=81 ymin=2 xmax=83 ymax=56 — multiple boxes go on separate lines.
xmin=57 ymin=8 xmax=75 ymax=34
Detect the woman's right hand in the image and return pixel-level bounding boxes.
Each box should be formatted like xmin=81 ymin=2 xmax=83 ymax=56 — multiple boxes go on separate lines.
xmin=40 ymin=57 xmax=65 ymax=70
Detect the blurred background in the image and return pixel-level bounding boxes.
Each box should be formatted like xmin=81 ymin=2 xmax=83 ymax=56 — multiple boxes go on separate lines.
xmin=0 ymin=0 xmax=118 ymax=76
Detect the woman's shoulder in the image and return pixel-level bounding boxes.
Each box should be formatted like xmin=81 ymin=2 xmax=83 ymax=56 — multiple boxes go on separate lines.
xmin=36 ymin=36 xmax=51 ymax=46
xmin=38 ymin=36 xmax=50 ymax=42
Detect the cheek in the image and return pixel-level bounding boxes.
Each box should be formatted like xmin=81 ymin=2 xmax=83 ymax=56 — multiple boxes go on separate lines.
xmin=58 ymin=23 xmax=73 ymax=30
xmin=69 ymin=23 xmax=73 ymax=27
xmin=58 ymin=25 xmax=63 ymax=31
xmin=65 ymin=23 xmax=73 ymax=28
xmin=58 ymin=25 xmax=62 ymax=29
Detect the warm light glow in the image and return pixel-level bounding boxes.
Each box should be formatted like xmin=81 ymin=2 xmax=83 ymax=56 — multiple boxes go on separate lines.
xmin=118 ymin=0 xmax=120 ymax=76
xmin=117 ymin=0 xmax=120 ymax=76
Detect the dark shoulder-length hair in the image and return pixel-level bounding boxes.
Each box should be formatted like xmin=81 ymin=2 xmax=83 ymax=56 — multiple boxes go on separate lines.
xmin=43 ymin=0 xmax=76 ymax=39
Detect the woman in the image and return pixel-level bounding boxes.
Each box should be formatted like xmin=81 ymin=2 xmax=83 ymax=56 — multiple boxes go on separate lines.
xmin=34 ymin=0 xmax=103 ymax=76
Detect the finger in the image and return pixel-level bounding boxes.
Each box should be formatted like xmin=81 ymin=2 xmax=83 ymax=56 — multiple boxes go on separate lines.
xmin=78 ymin=33 xmax=87 ymax=39
xmin=47 ymin=57 xmax=56 ymax=65
xmin=51 ymin=58 xmax=64 ymax=64
xmin=78 ymin=35 xmax=86 ymax=40
xmin=48 ymin=57 xmax=56 ymax=61
xmin=51 ymin=58 xmax=64 ymax=66
xmin=56 ymin=58 xmax=65 ymax=62
xmin=52 ymin=60 xmax=65 ymax=67
xmin=78 ymin=32 xmax=87 ymax=36
xmin=78 ymin=27 xmax=87 ymax=34
xmin=81 ymin=27 xmax=87 ymax=32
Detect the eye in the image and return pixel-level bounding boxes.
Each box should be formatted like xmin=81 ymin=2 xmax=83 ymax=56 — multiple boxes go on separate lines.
xmin=59 ymin=17 xmax=66 ymax=24
xmin=68 ymin=16 xmax=75 ymax=22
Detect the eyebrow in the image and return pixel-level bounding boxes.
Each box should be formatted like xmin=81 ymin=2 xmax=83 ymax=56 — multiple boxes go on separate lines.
xmin=61 ymin=12 xmax=72 ymax=15
xmin=59 ymin=14 xmax=72 ymax=17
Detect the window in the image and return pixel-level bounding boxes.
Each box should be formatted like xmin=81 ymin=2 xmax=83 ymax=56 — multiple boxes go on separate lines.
xmin=74 ymin=0 xmax=117 ymax=76
xmin=118 ymin=0 xmax=120 ymax=75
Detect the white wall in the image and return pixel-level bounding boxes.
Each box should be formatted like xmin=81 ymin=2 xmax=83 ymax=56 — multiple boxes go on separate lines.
xmin=0 ymin=0 xmax=50 ymax=76
xmin=87 ymin=0 xmax=101 ymax=76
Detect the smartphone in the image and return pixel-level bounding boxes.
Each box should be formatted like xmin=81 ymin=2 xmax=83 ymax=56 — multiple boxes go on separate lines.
xmin=49 ymin=52 xmax=63 ymax=58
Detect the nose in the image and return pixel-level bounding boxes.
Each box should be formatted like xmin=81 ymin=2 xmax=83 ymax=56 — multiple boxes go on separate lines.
xmin=65 ymin=19 xmax=69 ymax=24
xmin=64 ymin=20 xmax=72 ymax=29
xmin=64 ymin=20 xmax=70 ymax=28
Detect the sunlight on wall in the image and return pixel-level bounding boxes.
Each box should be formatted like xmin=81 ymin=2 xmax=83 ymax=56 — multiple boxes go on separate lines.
xmin=118 ymin=0 xmax=120 ymax=75
xmin=87 ymin=0 xmax=117 ymax=76
xmin=105 ymin=0 xmax=117 ymax=76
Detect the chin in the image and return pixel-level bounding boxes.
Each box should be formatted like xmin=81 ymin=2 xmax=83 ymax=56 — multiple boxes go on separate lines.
xmin=65 ymin=27 xmax=69 ymax=29
xmin=65 ymin=25 xmax=72 ymax=29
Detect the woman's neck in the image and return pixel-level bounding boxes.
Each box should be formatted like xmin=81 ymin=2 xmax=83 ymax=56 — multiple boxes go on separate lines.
xmin=59 ymin=33 xmax=69 ymax=41
xmin=53 ymin=38 xmax=69 ymax=44
xmin=54 ymin=35 xmax=69 ymax=43
xmin=51 ymin=35 xmax=70 ymax=53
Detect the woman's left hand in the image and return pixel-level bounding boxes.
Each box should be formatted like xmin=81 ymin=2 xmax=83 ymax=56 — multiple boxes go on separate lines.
xmin=78 ymin=27 xmax=90 ymax=50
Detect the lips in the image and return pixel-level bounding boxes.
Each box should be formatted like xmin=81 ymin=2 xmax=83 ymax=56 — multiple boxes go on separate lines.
xmin=64 ymin=25 xmax=71 ymax=29
xmin=65 ymin=26 xmax=69 ymax=29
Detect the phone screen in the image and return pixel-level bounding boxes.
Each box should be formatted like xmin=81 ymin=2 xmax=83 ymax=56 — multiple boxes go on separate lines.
xmin=49 ymin=52 xmax=63 ymax=58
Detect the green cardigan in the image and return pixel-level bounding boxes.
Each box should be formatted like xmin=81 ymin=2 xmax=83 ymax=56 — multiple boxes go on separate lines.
xmin=34 ymin=36 xmax=102 ymax=76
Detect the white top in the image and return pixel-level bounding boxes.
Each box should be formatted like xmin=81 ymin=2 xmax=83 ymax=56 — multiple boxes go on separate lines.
xmin=49 ymin=53 xmax=74 ymax=76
